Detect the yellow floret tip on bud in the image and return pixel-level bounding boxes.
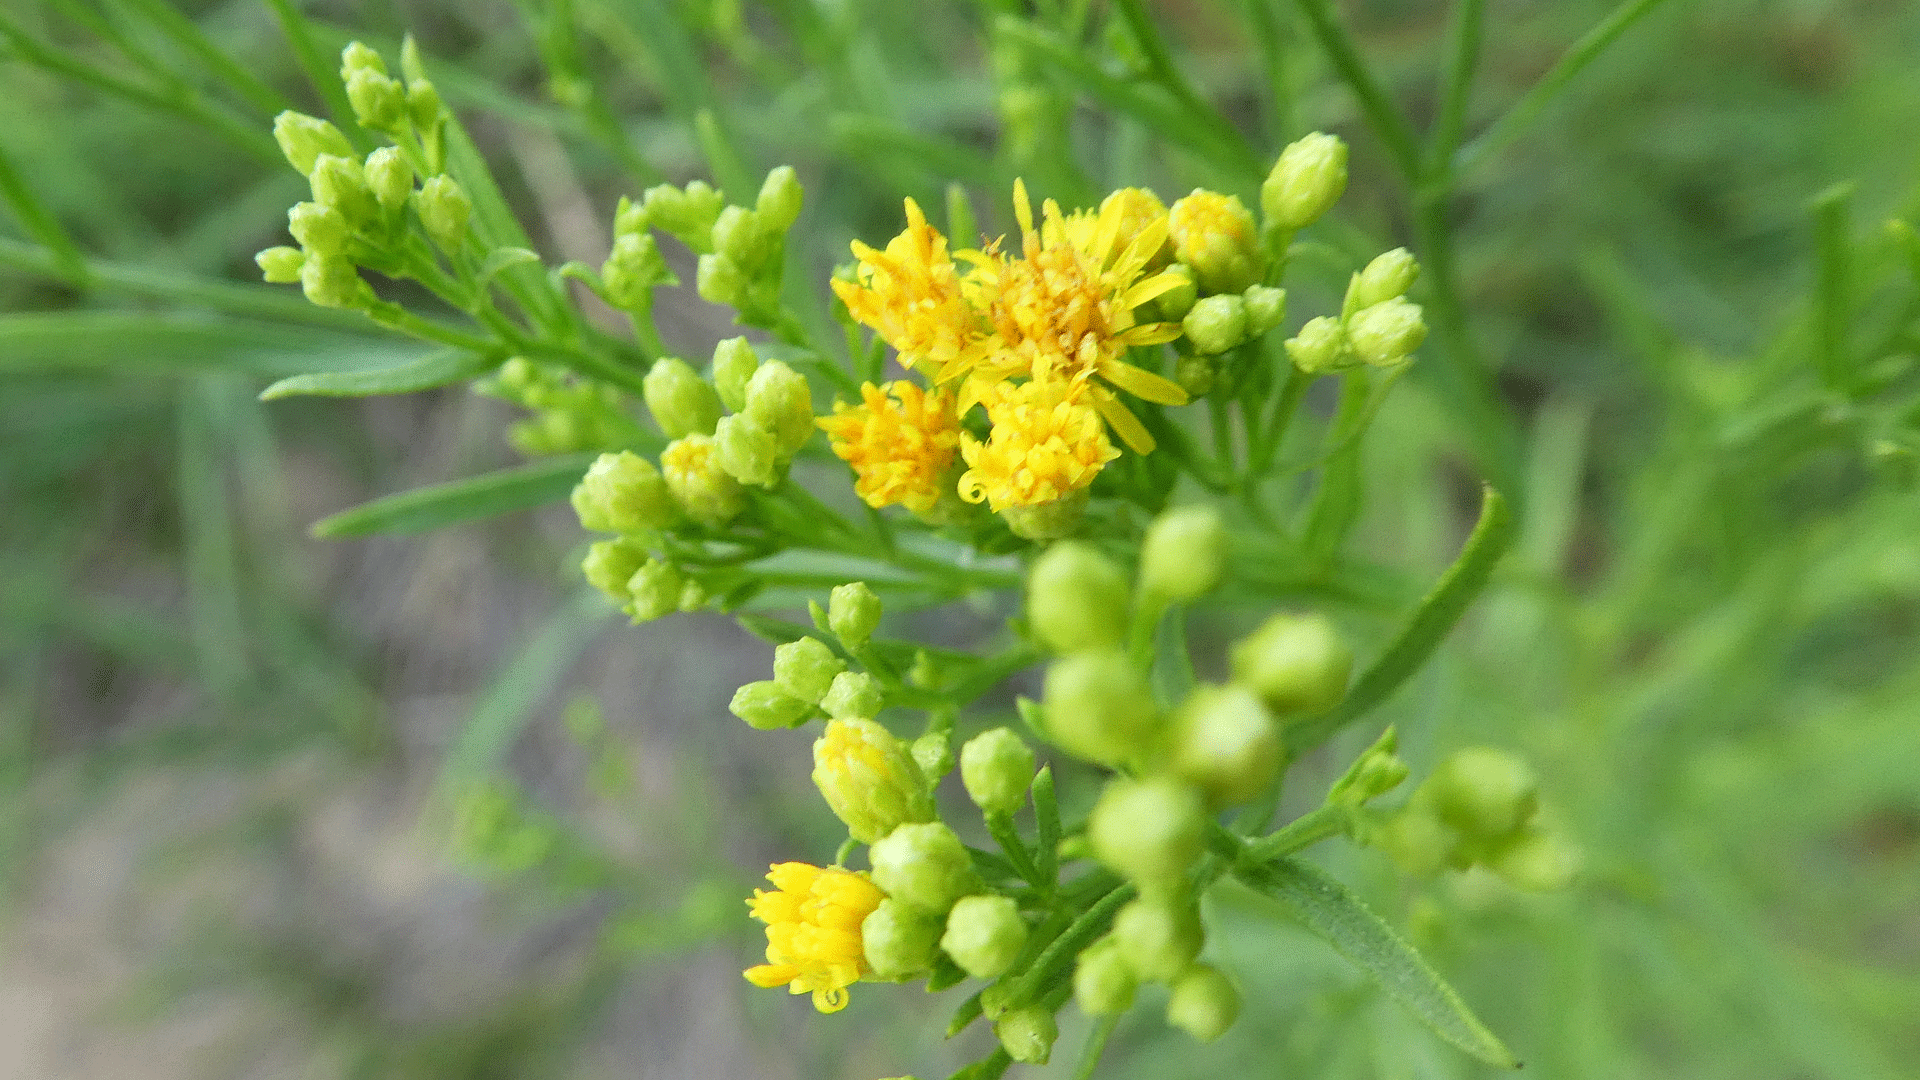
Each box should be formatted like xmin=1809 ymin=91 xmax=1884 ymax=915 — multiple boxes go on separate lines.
xmin=744 ymin=862 xmax=885 ymax=1013
xmin=941 ymin=894 xmax=1028 ymax=979
xmin=1169 ymin=190 xmax=1261 ymax=294
xmin=1098 ymin=186 xmax=1173 ymax=270
xmin=1263 ymin=131 xmax=1348 ymax=230
xmin=812 ymin=717 xmax=934 ymax=844
xmin=959 ymin=727 xmax=1035 ymax=816
xmin=660 ymin=434 xmax=746 ymax=528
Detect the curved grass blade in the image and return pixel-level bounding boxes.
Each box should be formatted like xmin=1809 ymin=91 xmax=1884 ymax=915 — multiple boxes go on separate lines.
xmin=1235 ymin=857 xmax=1519 ymax=1068
xmin=260 ymin=348 xmax=498 ymax=400
xmin=311 ymin=453 xmax=595 ymax=538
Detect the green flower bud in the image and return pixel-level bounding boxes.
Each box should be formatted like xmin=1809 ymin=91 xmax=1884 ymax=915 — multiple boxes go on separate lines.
xmin=602 ymin=232 xmax=675 ymax=310
xmin=756 ymin=165 xmax=804 ymax=233
xmin=310 ymin=155 xmax=380 ymax=230
xmin=677 ymin=578 xmax=708 ymax=612
xmin=1026 ymin=542 xmax=1128 ymax=654
xmin=1243 ymin=284 xmax=1288 ymax=336
xmin=1182 ymin=294 xmax=1249 ymax=355
xmin=1112 ymin=896 xmax=1203 ymax=983
xmin=256 ymin=246 xmax=306 ymax=284
xmin=821 ymin=671 xmax=884 ymax=720
xmin=1169 ymin=190 xmax=1261 ymax=294
xmin=1326 ymin=726 xmax=1409 ymax=808
xmin=711 ymin=205 xmax=770 ymax=270
xmin=1230 ymin=612 xmax=1352 ymax=716
xmin=1347 ymin=297 xmax=1427 ymax=366
xmin=828 ymin=581 xmax=882 ymax=647
xmin=743 ymin=359 xmax=815 ymax=457
xmin=416 ymin=174 xmax=472 ymax=253
xmin=406 ymin=78 xmax=443 ymax=131
xmin=660 ymin=434 xmax=746 ymax=528
xmin=910 ymin=730 xmax=954 ymax=779
xmin=1090 ymin=777 xmax=1206 ymax=891
xmin=339 ymin=40 xmax=387 ymax=77
xmin=774 ymin=635 xmax=846 ymax=705
xmin=696 ymin=252 xmax=748 ymax=308
xmin=941 ymin=894 xmax=1027 ymax=979
xmin=978 ymin=982 xmax=1015 ymax=1020
xmin=729 ymin=679 xmax=811 ymax=730
xmin=1073 ymin=935 xmax=1138 ymax=1016
xmin=288 ymin=201 xmax=349 ymax=256
xmin=1431 ymin=747 xmax=1539 ymax=843
xmin=581 ymin=537 xmax=647 ymax=600
xmin=363 ymin=147 xmax=413 ymax=211
xmin=1170 ymin=684 xmax=1282 ymax=807
xmin=399 ymin=34 xmax=428 ymax=84
xmin=1349 ymin=248 xmax=1419 ymax=310
xmin=1487 ymin=826 xmax=1580 ymax=892
xmin=272 ymin=112 xmax=354 ymax=176
xmin=612 ymin=194 xmax=647 ymax=238
xmin=642 ymin=181 xmax=725 ymax=253
xmin=813 ymin=717 xmax=934 ymax=843
xmin=711 ymin=336 xmax=760 ymax=412
xmin=994 ymin=1005 xmax=1057 ymax=1065
xmin=1043 ymin=649 xmax=1161 ymax=768
xmin=1167 ymin=963 xmax=1240 ymax=1043
xmin=862 ymin=898 xmax=942 ymax=979
xmin=1002 ymin=489 xmax=1089 ymax=541
xmin=299 ymin=252 xmax=364 ymax=309
xmin=714 ymin=413 xmax=781 ymax=488
xmin=345 ymin=67 xmax=407 ymax=132
xmin=626 ymin=559 xmax=683 ymax=622
xmin=1175 ymin=353 xmax=1216 ymax=397
xmin=1373 ymin=806 xmax=1456 ymax=878
xmin=960 ymin=727 xmax=1035 ymax=816
xmin=870 ymin=822 xmax=978 ymax=915
xmin=1151 ymin=262 xmax=1198 ymax=321
xmin=643 ymin=357 xmax=723 ymax=439
xmin=1284 ymin=316 xmax=1353 ymax=374
xmin=571 ymin=451 xmax=677 ymax=534
xmin=1262 ymin=131 xmax=1348 ymax=230
xmin=1139 ymin=505 xmax=1225 ymax=603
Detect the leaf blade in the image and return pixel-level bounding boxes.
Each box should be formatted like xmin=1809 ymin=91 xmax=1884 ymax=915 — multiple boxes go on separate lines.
xmin=311 ymin=453 xmax=595 ymax=538
xmin=260 ymin=349 xmax=498 ymax=400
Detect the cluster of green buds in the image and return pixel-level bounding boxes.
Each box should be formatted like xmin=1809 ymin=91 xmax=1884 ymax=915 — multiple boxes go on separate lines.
xmin=609 ymin=168 xmax=804 ymax=328
xmin=254 ymin=39 xmax=466 ymax=312
xmin=570 ymin=451 xmax=703 ymax=621
xmin=478 ymin=357 xmax=638 ymax=457
xmin=728 ymin=582 xmax=884 ymax=729
xmin=1364 ymin=746 xmax=1581 ymax=892
xmin=1285 ymin=247 xmax=1429 ymax=375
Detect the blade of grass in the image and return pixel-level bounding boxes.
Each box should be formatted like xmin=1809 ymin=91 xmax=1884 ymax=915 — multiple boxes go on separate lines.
xmin=1812 ymin=182 xmax=1855 ymax=392
xmin=310 ymin=453 xmax=596 ymax=538
xmin=0 ymin=311 xmax=410 ymax=375
xmin=175 ymin=378 xmax=250 ymax=699
xmin=0 ymin=142 xmax=87 ymax=284
xmin=263 ymin=0 xmax=360 ymax=143
xmin=1424 ymin=0 xmax=1486 ymax=177
xmin=116 ymin=0 xmax=290 ymax=116
xmin=260 ymin=349 xmax=500 ymax=399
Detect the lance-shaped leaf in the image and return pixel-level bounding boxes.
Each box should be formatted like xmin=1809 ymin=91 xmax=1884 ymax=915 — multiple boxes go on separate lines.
xmin=261 ymin=348 xmax=499 ymax=399
xmin=311 ymin=453 xmax=595 ymax=538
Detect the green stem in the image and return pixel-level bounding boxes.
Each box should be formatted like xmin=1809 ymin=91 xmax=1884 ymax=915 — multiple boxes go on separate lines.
xmin=1425 ymin=0 xmax=1487 ymax=177
xmin=1241 ymin=804 xmax=1348 ymax=863
xmin=1290 ymin=0 xmax=1420 ymax=181
xmin=1006 ymin=881 xmax=1134 ymax=1007
xmin=986 ymin=811 xmax=1046 ymax=892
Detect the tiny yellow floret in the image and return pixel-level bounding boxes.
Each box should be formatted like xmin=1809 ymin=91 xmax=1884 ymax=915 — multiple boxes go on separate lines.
xmin=744 ymin=862 xmax=886 ymax=1013
xmin=958 ymin=380 xmax=1119 ymax=511
xmin=817 ymin=381 xmax=962 ymax=514
xmin=831 ymin=198 xmax=987 ymax=373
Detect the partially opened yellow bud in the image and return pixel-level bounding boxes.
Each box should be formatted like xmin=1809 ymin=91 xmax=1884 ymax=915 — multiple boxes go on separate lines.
xmin=812 ymin=717 xmax=934 ymax=844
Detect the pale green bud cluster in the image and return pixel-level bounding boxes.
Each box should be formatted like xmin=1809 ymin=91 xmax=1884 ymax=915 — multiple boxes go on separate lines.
xmin=1169 ymin=190 xmax=1262 ymax=295
xmin=643 ymin=357 xmax=722 ymax=439
xmin=633 ymin=345 xmax=813 ymax=494
xmin=571 ymin=451 xmax=677 ymax=535
xmin=1285 ymin=247 xmax=1427 ymax=374
xmin=775 ymin=636 xmax=846 ymax=703
xmin=959 ymin=727 xmax=1035 ymax=816
xmin=483 ymin=358 xmax=635 ymax=457
xmin=1367 ymin=746 xmax=1580 ymax=891
xmin=1181 ymin=285 xmax=1287 ymax=356
xmin=669 ymin=167 xmax=805 ymax=327
xmin=827 ymin=581 xmax=882 ymax=647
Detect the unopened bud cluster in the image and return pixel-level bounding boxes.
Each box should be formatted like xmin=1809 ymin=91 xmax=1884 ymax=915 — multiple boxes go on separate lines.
xmin=1366 ymin=746 xmax=1581 ymax=891
xmin=611 ymin=168 xmax=804 ymax=328
xmin=1285 ymin=246 xmax=1429 ymax=374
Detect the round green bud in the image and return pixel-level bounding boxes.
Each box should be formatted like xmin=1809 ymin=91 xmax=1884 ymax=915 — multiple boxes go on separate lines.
xmin=677 ymin=578 xmax=708 ymax=612
xmin=416 ymin=174 xmax=472 ymax=253
xmin=1169 ymin=191 xmax=1261 ymax=295
xmin=1182 ymin=294 xmax=1248 ymax=355
xmin=571 ymin=451 xmax=677 ymax=534
xmin=581 ymin=537 xmax=647 ymax=601
xmin=773 ymin=635 xmax=846 ymax=705
xmin=813 ymin=717 xmax=934 ymax=843
xmin=626 ymin=559 xmax=683 ymax=622
xmin=1230 ymin=612 xmax=1352 ymax=716
xmin=1112 ymin=896 xmax=1203 ymax=983
xmin=272 ymin=112 xmax=354 ymax=176
xmin=603 ymin=233 xmax=674 ymax=310
xmin=697 ymin=252 xmax=749 ymax=308
xmin=1371 ymin=806 xmax=1455 ymax=878
xmin=345 ymin=67 xmax=407 ymax=132
xmin=743 ymin=360 xmax=815 ymax=458
xmin=1487 ymin=826 xmax=1580 ymax=892
xmin=405 ymin=78 xmax=443 ymax=131
xmin=642 ymin=181 xmax=725 ymax=253
xmin=256 ymin=246 xmax=306 ymax=284
xmin=1167 ymin=963 xmax=1240 ymax=1043
xmin=756 ymin=165 xmax=804 ymax=233
xmin=1089 ymin=777 xmax=1206 ymax=891
xmin=959 ymin=727 xmax=1036 ymax=816
xmin=1284 ymin=316 xmax=1353 ymax=374
xmin=994 ymin=1005 xmax=1057 ymax=1066
xmin=1262 ymin=131 xmax=1348 ymax=230
xmin=1350 ymin=248 xmax=1419 ymax=309
xmin=711 ymin=336 xmax=760 ymax=412
xmin=363 ymin=147 xmax=413 ymax=211
xmin=1243 ymin=284 xmax=1288 ymax=337
xmin=299 ymin=252 xmax=364 ymax=310
xmin=728 ymin=680 xmax=811 ymax=730
xmin=612 ymin=194 xmax=647 ymax=238
xmin=310 ymin=155 xmax=379 ymax=231
xmin=941 ymin=894 xmax=1027 ymax=979
xmin=869 ymin=822 xmax=978 ymax=915
xmin=1347 ymin=297 xmax=1427 ymax=366
xmin=288 ymin=201 xmax=349 ymax=256
xmin=1175 ymin=353 xmax=1216 ymax=397
xmin=1140 ymin=505 xmax=1226 ymax=603
xmin=1042 ymin=649 xmax=1160 ymax=768
xmin=910 ymin=730 xmax=954 ymax=779
xmin=821 ymin=671 xmax=884 ymax=720
xmin=1431 ymin=747 xmax=1539 ymax=843
xmin=1026 ymin=541 xmax=1128 ymax=654
xmin=339 ymin=40 xmax=387 ymax=77
xmin=862 ymin=898 xmax=942 ymax=979
xmin=1170 ymin=684 xmax=1282 ymax=807
xmin=711 ymin=205 xmax=769 ymax=271
xmin=1073 ymin=935 xmax=1138 ymax=1016
xmin=643 ymin=357 xmax=723 ymax=440
xmin=828 ymin=581 xmax=883 ymax=647
xmin=1150 ymin=262 xmax=1198 ymax=321
xmin=713 ymin=413 xmax=780 ymax=489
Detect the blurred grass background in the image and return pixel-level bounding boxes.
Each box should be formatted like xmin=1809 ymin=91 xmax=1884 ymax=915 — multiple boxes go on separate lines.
xmin=3 ymin=0 xmax=1919 ymax=1077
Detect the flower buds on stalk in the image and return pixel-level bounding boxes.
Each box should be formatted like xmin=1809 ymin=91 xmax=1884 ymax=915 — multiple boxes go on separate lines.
xmin=714 ymin=413 xmax=781 ymax=488
xmin=828 ymin=581 xmax=882 ymax=647
xmin=363 ymin=147 xmax=412 ymax=212
xmin=1326 ymin=726 xmax=1410 ymax=809
xmin=869 ymin=822 xmax=979 ymax=915
xmin=310 ymin=155 xmax=381 ymax=231
xmin=1073 ymin=935 xmax=1138 ymax=1015
xmin=1182 ymin=294 xmax=1248 ymax=355
xmin=756 ymin=165 xmax=804 ymax=234
xmin=994 ymin=1005 xmax=1057 ymax=1065
xmin=1346 ymin=296 xmax=1428 ymax=367
xmin=862 ymin=899 xmax=942 ymax=979
xmin=581 ymin=538 xmax=647 ymax=601
xmin=910 ymin=731 xmax=954 ymax=779
xmin=345 ymin=66 xmax=407 ymax=134
xmin=1169 ymin=191 xmax=1261 ymax=294
xmin=1263 ymin=132 xmax=1348 ymax=230
xmin=1167 ymin=964 xmax=1240 ymax=1042
xmin=1089 ymin=777 xmax=1206 ymax=891
xmin=1285 ymin=316 xmax=1353 ymax=375
xmin=711 ymin=337 xmax=760 ymax=412
xmin=626 ymin=559 xmax=684 ymax=622
xmin=1139 ymin=505 xmax=1226 ymax=604
xmin=774 ymin=636 xmax=846 ymax=704
xmin=643 ymin=181 xmax=727 ymax=252
xmin=1112 ymin=895 xmax=1204 ymax=982
xmin=959 ymin=727 xmax=1035 ymax=816
xmin=272 ymin=111 xmax=354 ymax=176
xmin=812 ymin=717 xmax=933 ymax=843
xmin=572 ymin=451 xmax=677 ymax=534
xmin=821 ymin=671 xmax=884 ymax=720
xmin=1349 ymin=248 xmax=1420 ymax=311
xmin=1230 ymin=612 xmax=1353 ymax=716
xmin=416 ymin=174 xmax=471 ymax=253
xmin=255 ymin=246 xmax=305 ymax=284
xmin=643 ymin=357 xmax=722 ymax=439
xmin=660 ymin=434 xmax=746 ymax=528
xmin=1244 ymin=284 xmax=1288 ymax=337
xmin=729 ymin=680 xmax=811 ymax=730
xmin=1026 ymin=542 xmax=1128 ymax=654
xmin=743 ymin=360 xmax=816 ymax=458
xmin=602 ymin=233 xmax=675 ymax=311
xmin=1043 ymin=649 xmax=1161 ymax=767
xmin=941 ymin=894 xmax=1027 ymax=979
xmin=300 ymin=252 xmax=365 ymax=309
xmin=288 ymin=201 xmax=349 ymax=257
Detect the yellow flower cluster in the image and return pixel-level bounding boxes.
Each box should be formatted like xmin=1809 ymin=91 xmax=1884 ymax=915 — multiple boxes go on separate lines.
xmin=817 ymin=381 xmax=962 ymax=516
xmin=744 ymin=862 xmax=886 ymax=1013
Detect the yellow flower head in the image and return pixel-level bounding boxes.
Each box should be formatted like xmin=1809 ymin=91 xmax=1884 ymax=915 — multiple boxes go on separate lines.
xmin=1168 ymin=189 xmax=1261 ymax=295
xmin=745 ymin=861 xmax=886 ymax=1013
xmin=831 ymin=198 xmax=986 ymax=373
xmin=1098 ymin=186 xmax=1175 ymax=271
xmin=949 ymin=180 xmax=1190 ymax=454
xmin=817 ymin=381 xmax=962 ymax=514
xmin=958 ymin=379 xmax=1119 ymax=512
xmin=660 ymin=433 xmax=746 ymax=528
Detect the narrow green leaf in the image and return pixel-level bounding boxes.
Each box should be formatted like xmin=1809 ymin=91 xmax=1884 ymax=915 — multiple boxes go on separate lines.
xmin=263 ymin=0 xmax=360 ymax=143
xmin=311 ymin=453 xmax=595 ymax=538
xmin=0 ymin=141 xmax=86 ymax=284
xmin=1288 ymin=485 xmax=1514 ymax=754
xmin=1301 ymin=370 xmax=1373 ymax=567
xmin=117 ymin=0 xmax=290 ymax=116
xmin=1235 ymin=857 xmax=1519 ymax=1068
xmin=1812 ymin=182 xmax=1855 ymax=392
xmin=477 ymin=246 xmax=543 ymax=287
xmin=260 ymin=349 xmax=499 ymax=400
xmin=0 ymin=311 xmax=404 ymax=375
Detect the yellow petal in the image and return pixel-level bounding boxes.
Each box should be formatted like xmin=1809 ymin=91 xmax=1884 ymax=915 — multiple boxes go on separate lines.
xmin=1098 ymin=356 xmax=1190 ymax=406
xmin=1091 ymin=388 xmax=1157 ymax=454
xmin=1119 ymin=322 xmax=1185 ymax=347
xmin=745 ymin=963 xmax=799 ymax=989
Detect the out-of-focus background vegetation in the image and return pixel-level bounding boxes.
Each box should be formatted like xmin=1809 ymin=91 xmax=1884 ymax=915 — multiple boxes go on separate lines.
xmin=3 ymin=1 xmax=1918 ymax=1077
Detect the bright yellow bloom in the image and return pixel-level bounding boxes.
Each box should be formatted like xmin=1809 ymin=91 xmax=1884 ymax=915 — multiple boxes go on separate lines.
xmin=958 ymin=379 xmax=1119 ymax=511
xmin=744 ymin=862 xmax=886 ymax=1013
xmin=945 ymin=180 xmax=1190 ymax=454
xmin=817 ymin=381 xmax=962 ymax=514
xmin=831 ymin=198 xmax=987 ymax=373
